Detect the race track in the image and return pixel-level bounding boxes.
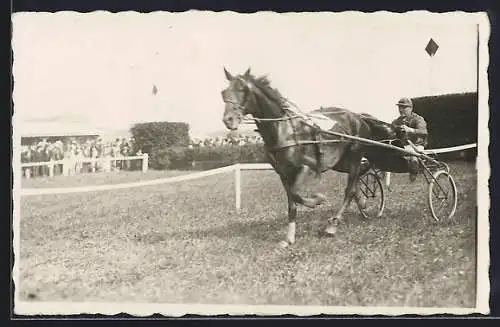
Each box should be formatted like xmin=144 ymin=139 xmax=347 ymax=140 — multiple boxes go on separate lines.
xmin=17 ymin=162 xmax=477 ymax=307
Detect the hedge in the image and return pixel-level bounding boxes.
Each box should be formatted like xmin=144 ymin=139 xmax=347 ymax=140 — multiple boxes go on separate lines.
xmin=130 ymin=121 xmax=190 ymax=155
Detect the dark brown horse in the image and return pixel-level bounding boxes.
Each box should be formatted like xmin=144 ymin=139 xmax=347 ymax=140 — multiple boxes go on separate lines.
xmin=357 ymin=113 xmax=415 ymax=173
xmin=221 ymin=68 xmax=396 ymax=247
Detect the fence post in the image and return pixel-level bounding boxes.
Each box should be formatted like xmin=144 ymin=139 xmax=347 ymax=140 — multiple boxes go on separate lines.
xmin=62 ymin=160 xmax=69 ymax=176
xmin=48 ymin=161 xmax=54 ymax=177
xmin=385 ymin=172 xmax=391 ymax=188
xmin=142 ymin=154 xmax=149 ymax=172
xmin=25 ymin=167 xmax=31 ymax=179
xmin=102 ymin=158 xmax=110 ymax=172
xmin=235 ymin=164 xmax=241 ymax=212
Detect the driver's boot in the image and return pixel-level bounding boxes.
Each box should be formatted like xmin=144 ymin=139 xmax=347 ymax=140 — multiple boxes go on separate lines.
xmin=407 ymin=156 xmax=419 ymax=182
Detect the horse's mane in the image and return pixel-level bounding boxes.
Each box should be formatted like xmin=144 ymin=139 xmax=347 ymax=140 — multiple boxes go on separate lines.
xmin=246 ymin=74 xmax=291 ymax=111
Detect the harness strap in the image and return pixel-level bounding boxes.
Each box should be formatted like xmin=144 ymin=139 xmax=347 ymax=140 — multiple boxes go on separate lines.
xmin=311 ymin=128 xmax=323 ymax=175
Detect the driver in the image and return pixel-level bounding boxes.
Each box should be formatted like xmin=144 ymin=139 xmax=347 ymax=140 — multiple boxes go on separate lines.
xmin=391 ymin=97 xmax=428 ymax=182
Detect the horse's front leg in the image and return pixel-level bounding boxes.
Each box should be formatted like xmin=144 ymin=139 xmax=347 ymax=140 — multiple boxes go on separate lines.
xmin=278 ymin=166 xmax=325 ymax=248
xmin=279 ymin=173 xmax=298 ymax=248
xmin=289 ymin=165 xmax=326 ymax=208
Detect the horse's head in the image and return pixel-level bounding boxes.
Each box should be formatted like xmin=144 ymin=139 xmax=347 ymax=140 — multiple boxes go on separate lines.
xmin=221 ymin=67 xmax=258 ymax=130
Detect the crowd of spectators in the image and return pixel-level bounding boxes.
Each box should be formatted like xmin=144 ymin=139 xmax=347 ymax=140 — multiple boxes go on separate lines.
xmin=21 ymin=133 xmax=265 ymax=178
xmin=20 ymin=137 xmax=143 ymax=178
xmin=189 ymin=134 xmax=263 ymax=148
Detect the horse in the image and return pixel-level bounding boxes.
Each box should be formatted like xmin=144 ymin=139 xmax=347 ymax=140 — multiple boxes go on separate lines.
xmin=357 ymin=113 xmax=416 ymax=173
xmin=220 ymin=67 xmax=398 ymax=247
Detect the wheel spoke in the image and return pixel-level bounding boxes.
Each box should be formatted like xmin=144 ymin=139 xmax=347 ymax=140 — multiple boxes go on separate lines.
xmin=428 ymin=170 xmax=457 ymax=223
xmin=359 ymin=176 xmax=376 ymax=198
xmin=435 ymin=198 xmax=448 ymax=215
xmin=357 ymin=171 xmax=385 ymax=219
xmin=433 ymin=186 xmax=449 ymax=200
xmin=433 ymin=176 xmax=450 ymax=195
xmin=359 ymin=182 xmax=368 ymax=198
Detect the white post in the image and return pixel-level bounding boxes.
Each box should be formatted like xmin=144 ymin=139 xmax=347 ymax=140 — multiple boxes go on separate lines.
xmin=428 ymin=56 xmax=433 ymax=96
xmin=385 ymin=172 xmax=391 ymax=188
xmin=62 ymin=160 xmax=69 ymax=176
xmin=48 ymin=161 xmax=54 ymax=178
xmin=103 ymin=158 xmax=111 ymax=172
xmin=25 ymin=168 xmax=31 ymax=179
xmin=235 ymin=164 xmax=241 ymax=211
xmin=142 ymin=153 xmax=149 ymax=172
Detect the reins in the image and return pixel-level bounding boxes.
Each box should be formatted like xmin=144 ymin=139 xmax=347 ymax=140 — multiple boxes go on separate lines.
xmin=242 ymin=115 xmax=300 ymax=123
xmin=224 ymin=76 xmax=420 ymax=157
xmin=241 ymin=102 xmax=425 ymax=159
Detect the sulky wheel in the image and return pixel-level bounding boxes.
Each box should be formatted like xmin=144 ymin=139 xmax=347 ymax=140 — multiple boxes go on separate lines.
xmin=428 ymin=170 xmax=458 ymax=222
xmin=357 ymin=170 xmax=385 ymax=219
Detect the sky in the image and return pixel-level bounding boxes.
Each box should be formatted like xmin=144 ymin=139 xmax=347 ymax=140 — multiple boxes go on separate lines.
xmin=12 ymin=11 xmax=483 ymax=138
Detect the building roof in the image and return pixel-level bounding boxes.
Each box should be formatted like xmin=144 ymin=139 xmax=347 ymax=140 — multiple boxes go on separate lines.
xmin=17 ymin=121 xmax=102 ymax=138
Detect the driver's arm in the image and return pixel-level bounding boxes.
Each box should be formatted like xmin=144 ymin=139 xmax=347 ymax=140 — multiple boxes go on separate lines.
xmin=391 ymin=117 xmax=402 ymax=127
xmin=408 ymin=117 xmax=428 ymax=136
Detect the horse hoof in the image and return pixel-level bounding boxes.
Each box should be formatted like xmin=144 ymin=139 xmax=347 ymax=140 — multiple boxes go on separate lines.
xmin=278 ymin=240 xmax=290 ymax=248
xmin=359 ymin=209 xmax=370 ymax=220
xmin=323 ymin=225 xmax=337 ymax=236
xmin=315 ymin=193 xmax=327 ymax=205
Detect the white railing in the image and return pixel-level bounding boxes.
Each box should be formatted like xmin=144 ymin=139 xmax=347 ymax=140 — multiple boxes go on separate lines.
xmin=19 ymin=163 xmax=236 ymax=197
xmin=422 ymin=143 xmax=477 ymax=155
xmin=19 ymin=143 xmax=477 ymax=211
xmin=235 ymin=143 xmax=478 ymax=210
xmin=20 ymin=153 xmax=149 ymax=179
xmin=20 ymin=164 xmax=234 ymax=197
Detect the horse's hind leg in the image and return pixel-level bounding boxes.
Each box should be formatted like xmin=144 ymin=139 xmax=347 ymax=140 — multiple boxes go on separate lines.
xmin=324 ymin=161 xmax=361 ymax=235
xmin=353 ymin=178 xmax=367 ymax=215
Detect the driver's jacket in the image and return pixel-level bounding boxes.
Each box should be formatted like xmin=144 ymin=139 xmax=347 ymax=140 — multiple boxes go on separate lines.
xmin=391 ymin=112 xmax=428 ymax=147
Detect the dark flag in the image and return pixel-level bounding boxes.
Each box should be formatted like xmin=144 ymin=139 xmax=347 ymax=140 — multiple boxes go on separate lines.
xmin=425 ymin=38 xmax=439 ymax=57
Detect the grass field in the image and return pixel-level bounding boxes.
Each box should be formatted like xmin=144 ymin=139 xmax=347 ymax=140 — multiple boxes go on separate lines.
xmin=21 ymin=170 xmax=193 ymax=189
xmin=17 ymin=162 xmax=477 ymax=307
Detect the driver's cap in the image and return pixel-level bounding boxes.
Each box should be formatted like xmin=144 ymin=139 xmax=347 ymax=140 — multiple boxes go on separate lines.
xmin=396 ymin=97 xmax=413 ymax=108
